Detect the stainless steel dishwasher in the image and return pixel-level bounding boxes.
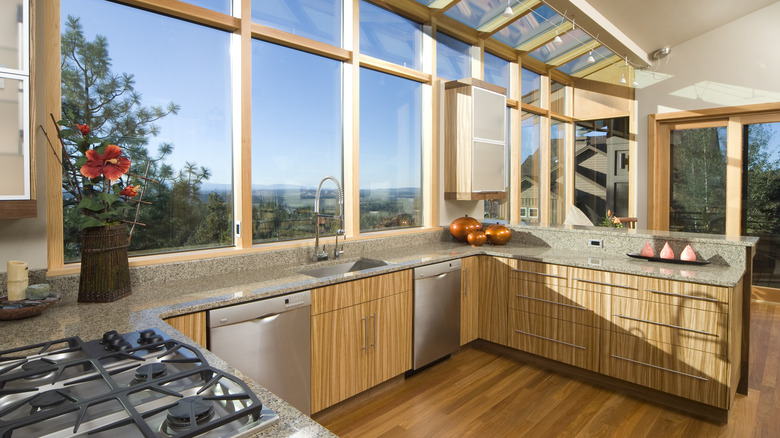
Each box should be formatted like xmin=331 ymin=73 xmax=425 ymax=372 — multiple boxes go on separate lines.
xmin=413 ymin=259 xmax=461 ymax=370
xmin=209 ymin=290 xmax=311 ymax=415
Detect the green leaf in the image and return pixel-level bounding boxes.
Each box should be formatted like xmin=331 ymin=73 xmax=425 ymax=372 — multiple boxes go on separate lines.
xmin=97 ymin=192 xmax=119 ymax=205
xmin=78 ymin=197 xmax=105 ymax=212
xmin=81 ymin=216 xmax=106 ymax=229
xmin=74 ymin=156 xmax=87 ymax=167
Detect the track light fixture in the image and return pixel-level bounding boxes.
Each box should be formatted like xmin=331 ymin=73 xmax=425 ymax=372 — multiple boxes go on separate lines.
xmin=502 ymin=0 xmax=514 ymax=17
xmin=553 ymin=31 xmax=562 ymax=44
xmin=619 ymin=74 xmax=626 ymax=84
xmin=586 ymin=50 xmax=595 ymax=64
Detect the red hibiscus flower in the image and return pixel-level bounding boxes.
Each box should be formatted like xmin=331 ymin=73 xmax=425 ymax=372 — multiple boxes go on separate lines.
xmin=120 ymin=185 xmax=139 ymax=197
xmin=76 ymin=124 xmax=90 ymax=136
xmin=80 ymin=144 xmax=131 ymax=181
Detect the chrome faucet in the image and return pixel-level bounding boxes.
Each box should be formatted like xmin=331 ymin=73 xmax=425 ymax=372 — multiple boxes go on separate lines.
xmin=313 ymin=176 xmax=345 ymax=261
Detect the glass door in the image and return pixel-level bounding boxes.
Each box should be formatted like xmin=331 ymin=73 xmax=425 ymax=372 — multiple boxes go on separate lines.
xmin=743 ymin=122 xmax=780 ymax=289
xmin=668 ymin=125 xmax=727 ymax=233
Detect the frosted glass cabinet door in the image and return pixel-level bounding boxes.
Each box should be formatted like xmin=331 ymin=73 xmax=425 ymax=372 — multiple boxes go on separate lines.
xmin=0 ymin=0 xmax=25 ymax=72
xmin=472 ymin=86 xmax=505 ymax=142
xmin=472 ymin=141 xmax=505 ymax=192
xmin=0 ymin=76 xmax=29 ymax=199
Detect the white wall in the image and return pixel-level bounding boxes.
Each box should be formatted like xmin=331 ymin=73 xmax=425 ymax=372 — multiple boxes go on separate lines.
xmin=634 ymin=1 xmax=780 ymax=227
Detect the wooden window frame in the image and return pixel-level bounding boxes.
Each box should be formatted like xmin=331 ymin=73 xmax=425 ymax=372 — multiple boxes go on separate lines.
xmin=648 ymin=102 xmax=780 ymax=234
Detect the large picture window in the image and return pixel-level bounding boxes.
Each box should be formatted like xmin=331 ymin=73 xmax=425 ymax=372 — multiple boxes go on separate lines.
xmin=359 ymin=68 xmax=422 ymax=232
xmin=251 ymin=41 xmax=343 ymax=244
xmin=61 ymin=0 xmax=234 ymax=260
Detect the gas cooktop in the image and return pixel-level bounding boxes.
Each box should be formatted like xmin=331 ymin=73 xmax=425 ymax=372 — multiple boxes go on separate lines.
xmin=0 ymin=329 xmax=279 ymax=437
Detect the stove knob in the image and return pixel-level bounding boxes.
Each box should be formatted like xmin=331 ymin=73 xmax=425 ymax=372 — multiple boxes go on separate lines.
xmin=101 ymin=330 xmax=120 ymax=344
xmin=108 ymin=338 xmax=132 ymax=351
xmin=138 ymin=329 xmax=156 ymax=340
xmin=140 ymin=334 xmax=164 ymax=345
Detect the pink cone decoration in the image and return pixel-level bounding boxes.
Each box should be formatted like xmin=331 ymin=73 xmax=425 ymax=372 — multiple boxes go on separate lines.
xmin=660 ymin=242 xmax=675 ymax=259
xmin=680 ymin=244 xmax=696 ymax=261
xmin=639 ymin=241 xmax=655 ymax=257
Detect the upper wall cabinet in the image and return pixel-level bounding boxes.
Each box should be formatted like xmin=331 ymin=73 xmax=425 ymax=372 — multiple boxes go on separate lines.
xmin=444 ymin=78 xmax=506 ymax=201
xmin=0 ymin=0 xmax=35 ymax=218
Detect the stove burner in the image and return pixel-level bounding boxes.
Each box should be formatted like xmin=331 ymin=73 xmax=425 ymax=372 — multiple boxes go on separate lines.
xmin=29 ymin=389 xmax=72 ymax=410
xmin=163 ymin=396 xmax=215 ymax=433
xmin=134 ymin=363 xmax=168 ymax=381
xmin=21 ymin=358 xmax=57 ymax=379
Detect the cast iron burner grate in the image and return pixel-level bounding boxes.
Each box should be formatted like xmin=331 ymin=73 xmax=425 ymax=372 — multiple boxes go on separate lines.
xmin=0 ymin=329 xmax=279 ymax=437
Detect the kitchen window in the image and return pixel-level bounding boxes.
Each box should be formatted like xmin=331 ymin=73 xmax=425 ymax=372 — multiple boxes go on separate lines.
xmin=60 ymin=0 xmax=234 ymax=261
xmin=250 ymin=41 xmax=343 ymax=244
xmin=0 ymin=0 xmax=30 ymax=201
xmin=359 ymin=0 xmax=422 ymax=70
xmin=251 ymin=0 xmax=342 ymax=48
xmin=436 ymin=32 xmax=471 ymax=81
xmin=521 ymin=68 xmax=541 ymax=107
xmin=359 ymin=68 xmax=422 ymax=232
xmin=521 ymin=111 xmax=541 ymax=225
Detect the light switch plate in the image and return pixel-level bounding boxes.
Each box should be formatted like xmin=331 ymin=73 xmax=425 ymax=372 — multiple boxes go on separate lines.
xmin=588 ymin=239 xmax=603 ymax=248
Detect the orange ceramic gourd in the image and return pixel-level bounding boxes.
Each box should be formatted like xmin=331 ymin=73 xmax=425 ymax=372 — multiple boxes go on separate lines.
xmin=449 ymin=215 xmax=482 ymax=242
xmin=467 ymin=230 xmax=487 ymax=247
xmin=484 ymin=224 xmax=512 ymax=245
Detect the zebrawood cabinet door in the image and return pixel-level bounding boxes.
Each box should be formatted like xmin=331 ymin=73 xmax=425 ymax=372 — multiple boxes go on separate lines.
xmin=165 ymin=312 xmax=207 ymax=347
xmin=311 ymin=303 xmax=369 ymax=413
xmin=478 ymin=256 xmax=511 ymax=346
xmin=368 ymin=292 xmax=412 ymax=387
xmin=460 ymin=256 xmax=480 ymax=345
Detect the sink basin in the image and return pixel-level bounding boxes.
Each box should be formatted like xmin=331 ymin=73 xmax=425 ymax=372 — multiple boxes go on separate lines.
xmin=299 ymin=258 xmax=388 ymax=278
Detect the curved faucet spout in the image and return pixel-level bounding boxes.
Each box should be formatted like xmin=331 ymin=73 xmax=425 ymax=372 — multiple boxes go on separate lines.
xmin=314 ymin=176 xmax=345 ymax=261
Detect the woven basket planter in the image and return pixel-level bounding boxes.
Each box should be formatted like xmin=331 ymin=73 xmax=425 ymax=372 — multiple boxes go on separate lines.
xmin=78 ymin=225 xmax=131 ymax=303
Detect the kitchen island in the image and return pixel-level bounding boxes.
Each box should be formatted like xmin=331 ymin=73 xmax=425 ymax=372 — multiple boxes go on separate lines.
xmin=0 ymin=225 xmax=757 ymax=434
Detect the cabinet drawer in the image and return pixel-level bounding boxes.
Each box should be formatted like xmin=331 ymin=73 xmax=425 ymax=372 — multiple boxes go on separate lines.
xmin=610 ymin=296 xmax=726 ymax=354
xmin=602 ymin=332 xmax=729 ymax=408
xmin=569 ymin=268 xmax=638 ymax=295
xmin=614 ymin=277 xmax=730 ymax=311
xmin=312 ymin=270 xmax=412 ymax=315
xmin=508 ymin=310 xmax=599 ymax=372
xmin=509 ymin=260 xmax=568 ymax=287
xmin=509 ymin=288 xmax=603 ymax=327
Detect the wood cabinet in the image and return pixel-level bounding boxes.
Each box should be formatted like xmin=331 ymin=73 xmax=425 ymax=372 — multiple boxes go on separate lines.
xmin=601 ymin=277 xmax=741 ymax=408
xmin=311 ymin=270 xmax=412 ymax=413
xmin=444 ymin=78 xmax=507 ymax=200
xmin=460 ymin=256 xmax=479 ymax=345
xmin=165 ymin=311 xmax=207 ymax=347
xmin=477 ymin=256 xmax=511 ymax=346
xmin=507 ymin=262 xmax=603 ymax=371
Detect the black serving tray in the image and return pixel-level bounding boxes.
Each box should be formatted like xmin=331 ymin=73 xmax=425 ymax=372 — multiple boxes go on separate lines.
xmin=626 ymin=253 xmax=710 ymax=265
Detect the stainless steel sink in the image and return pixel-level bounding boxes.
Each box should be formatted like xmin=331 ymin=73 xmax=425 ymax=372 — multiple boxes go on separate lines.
xmin=298 ymin=258 xmax=388 ymax=278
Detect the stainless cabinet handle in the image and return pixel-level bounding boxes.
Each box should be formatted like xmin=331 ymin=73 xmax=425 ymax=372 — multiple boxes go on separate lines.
xmin=463 ymin=267 xmax=468 ymax=296
xmin=645 ymin=289 xmax=720 ymax=303
xmin=610 ymin=354 xmax=708 ymax=381
xmin=514 ymin=294 xmax=587 ymax=310
xmin=514 ymin=329 xmax=586 ymax=350
xmin=370 ymin=313 xmax=377 ymax=350
xmin=572 ymin=278 xmax=631 ymax=289
xmin=612 ymin=313 xmax=717 ymax=336
xmin=361 ymin=316 xmax=368 ymax=351
xmin=511 ymin=268 xmax=566 ymax=280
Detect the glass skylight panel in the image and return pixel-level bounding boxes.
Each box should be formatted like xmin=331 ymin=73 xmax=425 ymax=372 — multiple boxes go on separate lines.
xmin=414 ymin=0 xmax=438 ymax=5
xmin=527 ymin=28 xmax=592 ymax=63
xmin=252 ymin=0 xmax=342 ymax=47
xmin=491 ymin=5 xmax=560 ymax=48
xmin=558 ymin=46 xmax=613 ymax=75
xmin=360 ymin=1 xmax=422 ymax=70
xmin=444 ymin=0 xmax=506 ymax=29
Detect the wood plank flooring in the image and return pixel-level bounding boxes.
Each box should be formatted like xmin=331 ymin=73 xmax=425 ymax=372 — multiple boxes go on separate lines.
xmin=314 ymin=300 xmax=780 ymax=438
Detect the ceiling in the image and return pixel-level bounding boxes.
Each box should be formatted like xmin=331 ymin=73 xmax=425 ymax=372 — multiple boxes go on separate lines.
xmin=583 ymin=0 xmax=779 ymax=56
xmin=408 ymin=0 xmax=778 ymax=82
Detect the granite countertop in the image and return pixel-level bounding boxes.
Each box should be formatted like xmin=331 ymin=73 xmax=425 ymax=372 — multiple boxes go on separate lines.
xmin=0 ymin=239 xmax=751 ymax=437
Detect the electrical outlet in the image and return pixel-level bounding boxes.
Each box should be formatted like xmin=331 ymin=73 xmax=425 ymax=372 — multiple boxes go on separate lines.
xmin=588 ymin=239 xmax=603 ymax=248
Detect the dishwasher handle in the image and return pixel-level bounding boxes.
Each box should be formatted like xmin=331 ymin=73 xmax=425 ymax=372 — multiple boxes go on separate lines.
xmin=209 ymin=290 xmax=311 ymax=328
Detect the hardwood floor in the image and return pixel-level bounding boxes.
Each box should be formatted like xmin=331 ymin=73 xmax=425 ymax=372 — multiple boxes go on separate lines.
xmin=314 ymin=300 xmax=780 ymax=438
